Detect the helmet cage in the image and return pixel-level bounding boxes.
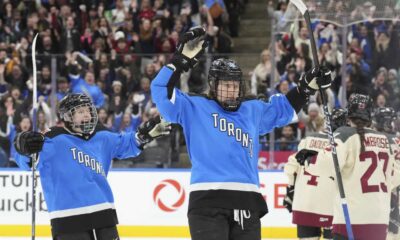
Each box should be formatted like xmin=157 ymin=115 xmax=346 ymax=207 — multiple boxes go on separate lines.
xmin=62 ymin=103 xmax=98 ymax=134
xmin=59 ymin=94 xmax=98 ymax=135
xmin=208 ymin=59 xmax=244 ymax=111
xmin=347 ymin=94 xmax=373 ymax=123
xmin=374 ymin=107 xmax=396 ymax=133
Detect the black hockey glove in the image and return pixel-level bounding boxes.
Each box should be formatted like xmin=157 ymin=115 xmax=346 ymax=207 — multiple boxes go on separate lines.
xmin=135 ymin=116 xmax=172 ymax=149
xmin=283 ymin=185 xmax=295 ymax=213
xmin=14 ymin=131 xmax=45 ymax=156
xmin=171 ymin=26 xmax=208 ymax=72
xmin=295 ymin=149 xmax=318 ymax=166
xmin=298 ymin=66 xmax=332 ymax=96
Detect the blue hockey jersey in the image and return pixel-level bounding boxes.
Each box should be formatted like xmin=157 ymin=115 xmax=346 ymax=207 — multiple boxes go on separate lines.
xmin=151 ymin=66 xmax=297 ymax=214
xmin=15 ymin=125 xmax=141 ymax=234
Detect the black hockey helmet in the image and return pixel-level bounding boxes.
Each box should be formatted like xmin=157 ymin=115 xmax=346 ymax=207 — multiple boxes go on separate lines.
xmin=373 ymin=107 xmax=396 ymax=133
xmin=59 ymin=93 xmax=98 ymax=135
xmin=208 ymin=58 xmax=244 ymax=111
xmin=331 ymin=108 xmax=348 ymax=131
xmin=347 ymin=94 xmax=373 ymax=123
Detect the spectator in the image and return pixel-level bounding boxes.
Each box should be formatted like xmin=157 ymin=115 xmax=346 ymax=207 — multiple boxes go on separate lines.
xmin=80 ymin=27 xmax=93 ymax=54
xmin=69 ymin=69 xmax=105 ymax=108
xmin=387 ymin=69 xmax=400 ymax=109
xmin=375 ymin=93 xmax=387 ymax=108
xmin=138 ymin=0 xmax=156 ymax=20
xmin=36 ymin=96 xmax=52 ymax=132
xmin=38 ymin=35 xmax=55 ymax=67
xmin=139 ymin=18 xmax=156 ymax=70
xmin=60 ymin=16 xmax=81 ymax=53
xmin=56 ymin=77 xmax=70 ymax=101
xmin=8 ymin=115 xmax=32 ymax=167
xmin=275 ymin=125 xmax=297 ymax=151
xmin=299 ymin=103 xmax=325 ymax=136
xmin=205 ymin=0 xmax=226 ymax=28
xmin=112 ymin=0 xmax=127 ymax=26
xmin=372 ymin=25 xmax=398 ymax=73
xmin=98 ymin=107 xmax=112 ymax=129
xmin=208 ymin=26 xmax=233 ymax=55
xmin=370 ymin=69 xmax=393 ymax=105
xmin=38 ymin=65 xmax=52 ymax=96
xmin=116 ymin=112 xmax=141 ymax=133
xmin=66 ymin=52 xmax=104 ymax=108
xmin=5 ymin=64 xmax=28 ymax=92
xmin=92 ymin=17 xmax=112 ymax=52
xmin=144 ymin=63 xmax=156 ymax=79
xmin=9 ymin=86 xmax=23 ymax=105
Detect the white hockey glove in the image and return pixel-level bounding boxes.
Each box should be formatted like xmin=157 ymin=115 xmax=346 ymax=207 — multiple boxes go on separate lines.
xmin=298 ymin=66 xmax=332 ymax=95
xmin=171 ymin=26 xmax=208 ymax=72
xmin=135 ymin=116 xmax=172 ymax=149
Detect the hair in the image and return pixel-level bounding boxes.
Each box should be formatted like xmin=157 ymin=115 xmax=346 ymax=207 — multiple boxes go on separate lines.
xmin=350 ymin=118 xmax=370 ymax=152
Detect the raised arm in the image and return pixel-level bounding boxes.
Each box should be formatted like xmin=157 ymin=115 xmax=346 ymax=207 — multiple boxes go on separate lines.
xmin=151 ymin=27 xmax=207 ymax=123
xmin=285 ymin=66 xmax=332 ymax=113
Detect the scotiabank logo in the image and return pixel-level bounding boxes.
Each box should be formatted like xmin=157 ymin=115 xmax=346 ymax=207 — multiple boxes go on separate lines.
xmin=153 ymin=179 xmax=185 ymax=212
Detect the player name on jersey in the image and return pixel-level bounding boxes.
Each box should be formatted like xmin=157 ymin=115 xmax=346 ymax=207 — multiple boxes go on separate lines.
xmin=309 ymin=139 xmax=329 ymax=149
xmin=364 ymin=136 xmax=389 ymax=149
xmin=212 ymin=113 xmax=254 ymax=157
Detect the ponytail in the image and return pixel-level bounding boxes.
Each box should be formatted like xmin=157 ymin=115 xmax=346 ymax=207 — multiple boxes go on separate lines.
xmin=351 ymin=118 xmax=370 ymax=152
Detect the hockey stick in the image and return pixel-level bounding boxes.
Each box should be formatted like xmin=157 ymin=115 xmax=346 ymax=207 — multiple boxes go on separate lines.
xmin=31 ymin=33 xmax=39 ymax=240
xmin=289 ymin=0 xmax=355 ymax=239
xmin=390 ymin=218 xmax=400 ymax=228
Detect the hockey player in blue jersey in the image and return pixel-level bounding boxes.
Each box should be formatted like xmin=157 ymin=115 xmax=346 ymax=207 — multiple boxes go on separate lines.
xmin=150 ymin=26 xmax=333 ymax=240
xmin=13 ymin=93 xmax=171 ymax=240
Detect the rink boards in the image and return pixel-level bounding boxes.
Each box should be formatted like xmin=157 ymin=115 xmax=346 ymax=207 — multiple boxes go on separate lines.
xmin=0 ymin=169 xmax=296 ymax=238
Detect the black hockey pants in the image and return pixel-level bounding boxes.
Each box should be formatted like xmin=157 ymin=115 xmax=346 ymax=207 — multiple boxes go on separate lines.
xmin=53 ymin=225 xmax=119 ymax=240
xmin=188 ymin=207 xmax=261 ymax=240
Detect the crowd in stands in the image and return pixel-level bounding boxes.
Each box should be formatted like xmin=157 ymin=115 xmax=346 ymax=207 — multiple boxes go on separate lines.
xmin=3 ymin=0 xmax=400 ymax=169
xmin=257 ymin=0 xmax=400 ymax=155
xmin=0 ymin=0 xmax=248 ymax=168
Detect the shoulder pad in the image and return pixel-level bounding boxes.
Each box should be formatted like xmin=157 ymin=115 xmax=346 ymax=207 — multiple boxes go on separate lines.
xmin=44 ymin=127 xmax=69 ymax=138
xmin=45 ymin=124 xmax=111 ymax=139
xmin=187 ymin=92 xmax=210 ymax=98
xmin=334 ymin=126 xmax=357 ymax=142
xmin=95 ymin=124 xmax=112 ymax=133
xmin=382 ymin=132 xmax=398 ymax=145
xmin=307 ymin=132 xmax=328 ymax=139
xmin=242 ymin=95 xmax=258 ymax=102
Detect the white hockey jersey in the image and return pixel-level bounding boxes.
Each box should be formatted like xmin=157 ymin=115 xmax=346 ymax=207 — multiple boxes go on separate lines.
xmin=284 ymin=131 xmax=334 ymax=227
xmin=308 ymin=126 xmax=400 ymax=240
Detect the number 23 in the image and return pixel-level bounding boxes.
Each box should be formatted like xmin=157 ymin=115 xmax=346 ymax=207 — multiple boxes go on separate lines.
xmin=360 ymin=151 xmax=389 ymax=193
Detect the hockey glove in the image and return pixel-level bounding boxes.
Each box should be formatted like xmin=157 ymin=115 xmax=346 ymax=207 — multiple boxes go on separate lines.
xmin=171 ymin=26 xmax=208 ymax=72
xmin=14 ymin=131 xmax=45 ymax=156
xmin=295 ymin=149 xmax=318 ymax=166
xmin=135 ymin=116 xmax=172 ymax=148
xmin=298 ymin=66 xmax=332 ymax=95
xmin=283 ymin=185 xmax=295 ymax=213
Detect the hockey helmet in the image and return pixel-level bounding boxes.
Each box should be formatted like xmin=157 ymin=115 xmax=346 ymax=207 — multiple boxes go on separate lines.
xmin=208 ymin=58 xmax=244 ymax=111
xmin=331 ymin=108 xmax=348 ymax=131
xmin=59 ymin=93 xmax=98 ymax=135
xmin=347 ymin=94 xmax=373 ymax=123
xmin=373 ymin=107 xmax=396 ymax=133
